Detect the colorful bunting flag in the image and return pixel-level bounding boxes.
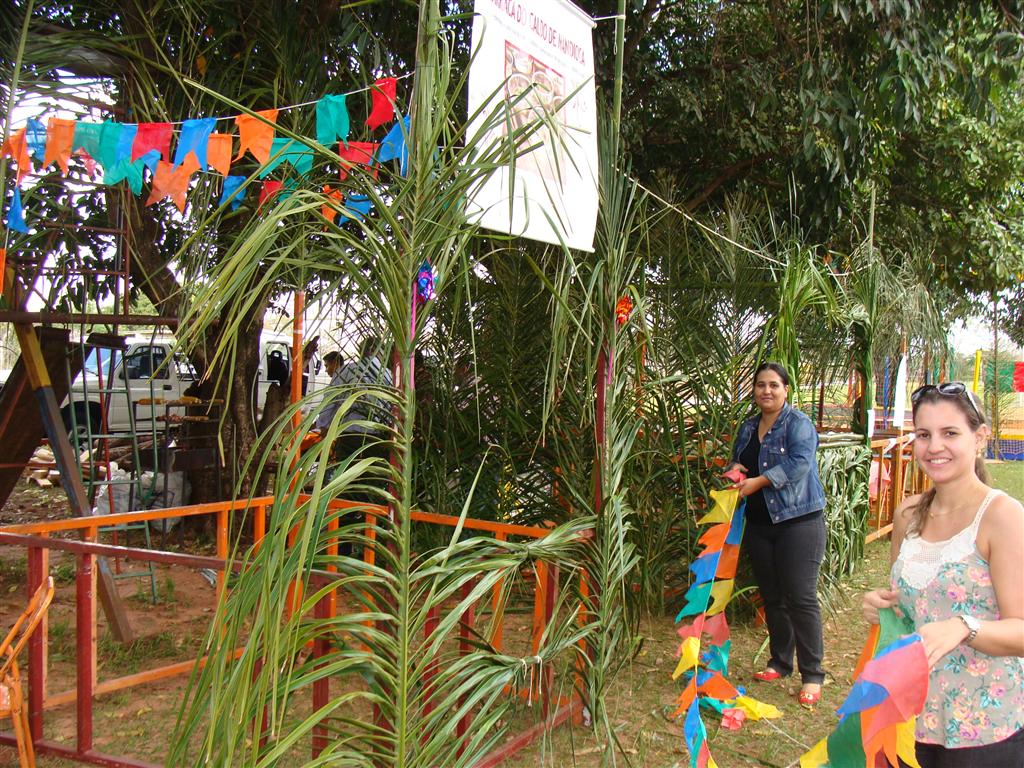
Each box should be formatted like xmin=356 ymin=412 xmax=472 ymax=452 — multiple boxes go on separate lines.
xmin=44 ymin=118 xmax=76 ymax=175
xmin=416 ymin=259 xmax=436 ymax=303
xmin=260 ymin=138 xmax=313 ymax=178
xmin=321 ymin=185 xmax=344 ymax=224
xmin=1 ymin=127 xmax=32 ymax=182
xmin=207 ymin=133 xmax=233 ymax=175
xmin=25 ymin=119 xmax=46 ymax=159
xmin=338 ymin=141 xmax=377 ymax=181
xmin=235 ymin=109 xmax=278 ymax=165
xmin=75 ymin=149 xmax=98 ymax=179
xmin=316 ymin=94 xmax=350 ymax=146
xmin=105 ymin=149 xmax=159 ymax=195
xmin=1014 ymin=362 xmax=1024 ymax=393
xmin=365 ymin=77 xmax=397 ymax=130
xmin=377 ymin=115 xmax=409 ymax=175
xmin=343 ymin=192 xmax=372 ymax=221
xmin=174 ymin=117 xmax=217 ymax=168
xmin=114 ymin=123 xmax=137 ymax=167
xmin=9 ymin=83 xmax=411 ymax=228
xmin=671 ymin=482 xmax=781 ymax=767
xmin=614 ymin=295 xmax=634 ymax=327
xmin=258 ymin=180 xmax=284 ymax=208
xmin=219 ymin=175 xmax=246 ymax=211
xmin=7 ymin=186 xmax=29 ymax=233
xmin=132 ymin=123 xmax=173 ymax=162
xmin=146 ymin=155 xmax=200 ymax=213
xmin=799 ymin=609 xmax=926 ymax=768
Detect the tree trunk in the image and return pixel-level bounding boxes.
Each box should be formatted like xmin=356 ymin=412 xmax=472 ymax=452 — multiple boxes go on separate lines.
xmin=125 ymin=197 xmax=271 ymax=504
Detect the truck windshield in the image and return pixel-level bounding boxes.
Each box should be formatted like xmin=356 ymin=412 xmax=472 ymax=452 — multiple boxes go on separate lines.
xmin=83 ymin=349 xmax=113 ymax=376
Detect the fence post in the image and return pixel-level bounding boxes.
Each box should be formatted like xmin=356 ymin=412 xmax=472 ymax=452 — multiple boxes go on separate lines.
xmin=76 ymin=527 xmax=98 ymax=754
xmin=27 ymin=541 xmax=49 ymax=740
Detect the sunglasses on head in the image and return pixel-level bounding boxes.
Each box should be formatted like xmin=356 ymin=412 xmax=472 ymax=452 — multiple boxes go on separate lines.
xmin=910 ymin=382 xmax=983 ymax=421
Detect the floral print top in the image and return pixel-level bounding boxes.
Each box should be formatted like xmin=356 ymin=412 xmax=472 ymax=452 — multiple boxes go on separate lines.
xmin=892 ymin=489 xmax=1024 ymax=748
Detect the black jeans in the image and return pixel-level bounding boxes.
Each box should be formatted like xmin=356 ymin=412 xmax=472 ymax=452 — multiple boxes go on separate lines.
xmin=897 ymin=728 xmax=1024 ymax=767
xmin=743 ymin=512 xmax=826 ymax=684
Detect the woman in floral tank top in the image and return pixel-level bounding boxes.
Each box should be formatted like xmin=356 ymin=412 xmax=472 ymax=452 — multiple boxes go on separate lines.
xmin=863 ymin=383 xmax=1024 ymax=767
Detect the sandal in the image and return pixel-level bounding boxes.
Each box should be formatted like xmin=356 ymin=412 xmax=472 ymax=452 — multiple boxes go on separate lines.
xmin=753 ymin=668 xmax=783 ymax=682
xmin=798 ymin=686 xmax=822 ymax=709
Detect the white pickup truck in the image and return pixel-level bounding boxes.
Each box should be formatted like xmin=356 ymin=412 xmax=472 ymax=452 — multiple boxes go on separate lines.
xmin=60 ymin=333 xmax=327 ymax=439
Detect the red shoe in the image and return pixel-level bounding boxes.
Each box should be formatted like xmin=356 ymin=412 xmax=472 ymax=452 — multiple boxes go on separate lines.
xmin=753 ymin=668 xmax=783 ymax=682
xmin=798 ymin=687 xmax=822 ymax=709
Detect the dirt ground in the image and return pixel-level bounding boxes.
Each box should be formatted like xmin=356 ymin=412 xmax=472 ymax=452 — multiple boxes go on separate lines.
xmin=0 ymin=475 xmax=892 ymax=768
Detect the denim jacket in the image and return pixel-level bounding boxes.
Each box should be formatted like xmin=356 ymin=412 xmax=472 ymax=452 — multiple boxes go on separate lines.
xmin=731 ymin=402 xmax=826 ymax=523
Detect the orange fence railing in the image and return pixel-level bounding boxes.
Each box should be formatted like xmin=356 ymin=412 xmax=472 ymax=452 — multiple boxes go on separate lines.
xmin=0 ymin=496 xmax=586 ymax=768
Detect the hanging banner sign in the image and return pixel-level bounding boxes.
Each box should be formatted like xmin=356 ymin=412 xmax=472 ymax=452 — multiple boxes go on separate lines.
xmin=466 ymin=0 xmax=598 ymax=252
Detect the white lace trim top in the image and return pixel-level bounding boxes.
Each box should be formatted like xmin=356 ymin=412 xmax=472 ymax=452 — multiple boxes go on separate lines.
xmin=895 ymin=489 xmax=1001 ymax=590
xmin=892 ymin=487 xmax=1024 ymax=747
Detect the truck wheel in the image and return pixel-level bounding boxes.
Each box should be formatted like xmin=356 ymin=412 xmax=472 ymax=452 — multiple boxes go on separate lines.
xmin=61 ymin=403 xmax=102 ymax=447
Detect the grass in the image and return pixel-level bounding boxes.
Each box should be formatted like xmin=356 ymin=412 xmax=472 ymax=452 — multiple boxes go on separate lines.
xmin=506 ymin=538 xmax=895 ymax=768
xmin=988 ymin=460 xmax=1024 ymax=499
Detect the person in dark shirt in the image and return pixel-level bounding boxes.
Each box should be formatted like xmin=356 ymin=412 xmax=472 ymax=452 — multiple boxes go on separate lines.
xmin=725 ymin=362 xmax=827 ymax=708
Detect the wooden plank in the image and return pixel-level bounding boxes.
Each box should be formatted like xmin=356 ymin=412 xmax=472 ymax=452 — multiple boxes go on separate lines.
xmin=0 ymin=327 xmax=83 ymax=506
xmin=11 ymin=323 xmax=135 ymax=643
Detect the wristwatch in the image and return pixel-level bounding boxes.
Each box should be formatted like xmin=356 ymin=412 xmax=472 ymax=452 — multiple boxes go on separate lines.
xmin=957 ymin=615 xmax=980 ymax=645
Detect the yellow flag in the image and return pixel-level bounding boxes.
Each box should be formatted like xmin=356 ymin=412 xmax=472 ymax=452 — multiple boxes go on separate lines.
xmin=896 ymin=719 xmax=921 ymax=768
xmin=699 ymin=488 xmax=738 ymax=524
xmin=671 ymin=636 xmax=701 ymax=680
xmin=799 ymin=737 xmax=829 ymax=768
xmin=706 ymin=579 xmax=735 ymax=615
xmin=733 ymin=695 xmax=782 ymax=720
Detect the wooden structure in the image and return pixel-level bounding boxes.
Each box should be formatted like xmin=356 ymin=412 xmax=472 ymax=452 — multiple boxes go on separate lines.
xmin=0 ymin=576 xmax=55 ymax=768
xmin=0 ymin=496 xmax=586 ymax=768
xmin=865 ymin=433 xmax=926 ymax=543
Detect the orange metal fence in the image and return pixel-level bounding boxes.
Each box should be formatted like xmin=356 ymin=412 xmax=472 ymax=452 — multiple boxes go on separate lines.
xmin=0 ymin=496 xmax=586 ymax=768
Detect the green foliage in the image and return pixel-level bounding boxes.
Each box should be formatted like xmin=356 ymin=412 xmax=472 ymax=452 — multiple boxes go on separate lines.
xmin=816 ymin=439 xmax=872 ymax=611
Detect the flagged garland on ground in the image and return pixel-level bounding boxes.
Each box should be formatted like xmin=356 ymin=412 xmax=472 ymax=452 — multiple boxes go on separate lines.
xmin=672 ymin=485 xmax=782 ymax=767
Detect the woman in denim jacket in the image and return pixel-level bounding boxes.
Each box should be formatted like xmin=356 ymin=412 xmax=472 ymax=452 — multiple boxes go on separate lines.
xmin=726 ymin=362 xmax=827 ymax=708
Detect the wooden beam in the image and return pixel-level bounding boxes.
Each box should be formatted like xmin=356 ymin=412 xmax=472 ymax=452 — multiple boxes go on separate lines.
xmin=12 ymin=322 xmax=135 ymax=643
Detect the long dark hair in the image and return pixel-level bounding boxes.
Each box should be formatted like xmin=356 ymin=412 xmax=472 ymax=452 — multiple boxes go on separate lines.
xmin=908 ymin=386 xmax=991 ymax=532
xmin=753 ymin=361 xmax=790 ymax=387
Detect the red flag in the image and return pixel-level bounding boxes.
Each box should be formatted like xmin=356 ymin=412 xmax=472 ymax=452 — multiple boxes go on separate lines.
xmin=1013 ymin=362 xmax=1024 ymax=393
xmin=365 ymin=77 xmax=397 ymax=130
xmin=258 ymin=180 xmax=283 ymax=208
xmin=703 ymin=613 xmax=730 ymax=645
xmin=132 ymin=123 xmax=173 ymax=162
xmin=338 ymin=141 xmax=378 ymax=181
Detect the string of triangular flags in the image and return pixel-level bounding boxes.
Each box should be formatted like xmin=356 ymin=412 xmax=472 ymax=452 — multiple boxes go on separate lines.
xmin=1 ymin=75 xmax=411 ymax=233
xmin=799 ymin=608 xmax=927 ymax=768
xmin=672 ymin=482 xmax=782 ymax=768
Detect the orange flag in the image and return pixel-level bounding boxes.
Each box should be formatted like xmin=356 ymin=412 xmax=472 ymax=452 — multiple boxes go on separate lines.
xmin=235 ymin=109 xmax=278 ymax=164
xmin=321 ymin=185 xmax=343 ymax=223
xmin=715 ymin=543 xmax=740 ymax=578
xmin=697 ymin=523 xmax=729 ymax=552
xmin=1 ymin=128 xmax=32 ymax=182
xmin=146 ymin=155 xmax=200 ymax=213
xmin=0 ymin=248 xmax=6 ymax=294
xmin=44 ymin=118 xmax=76 ymax=175
xmin=206 ymin=133 xmax=232 ymax=175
